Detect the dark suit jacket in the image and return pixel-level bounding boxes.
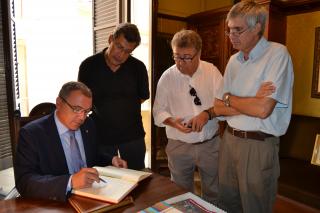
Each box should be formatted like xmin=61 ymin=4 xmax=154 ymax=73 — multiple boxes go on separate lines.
xmin=14 ymin=113 xmax=112 ymax=202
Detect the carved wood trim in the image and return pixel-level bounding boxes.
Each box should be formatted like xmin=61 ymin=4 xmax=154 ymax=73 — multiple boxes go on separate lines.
xmin=157 ymin=13 xmax=187 ymax=22
xmin=272 ymin=0 xmax=320 ymax=15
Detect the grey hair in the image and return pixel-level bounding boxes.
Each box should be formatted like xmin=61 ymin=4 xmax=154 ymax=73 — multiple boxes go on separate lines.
xmin=227 ymin=0 xmax=268 ymax=37
xmin=171 ymin=29 xmax=202 ymax=52
xmin=58 ymin=81 xmax=92 ymax=99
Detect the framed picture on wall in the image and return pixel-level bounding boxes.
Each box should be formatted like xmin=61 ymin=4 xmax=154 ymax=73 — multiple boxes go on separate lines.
xmin=311 ymin=134 xmax=320 ymax=166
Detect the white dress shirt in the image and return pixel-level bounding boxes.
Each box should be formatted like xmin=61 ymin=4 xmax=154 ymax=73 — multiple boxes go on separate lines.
xmin=153 ymin=60 xmax=223 ymax=143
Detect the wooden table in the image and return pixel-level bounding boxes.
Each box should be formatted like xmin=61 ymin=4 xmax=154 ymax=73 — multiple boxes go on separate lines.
xmin=0 ymin=173 xmax=187 ymax=213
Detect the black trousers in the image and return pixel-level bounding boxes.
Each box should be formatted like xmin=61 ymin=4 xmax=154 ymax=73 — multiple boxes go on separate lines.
xmin=102 ymin=137 xmax=146 ymax=170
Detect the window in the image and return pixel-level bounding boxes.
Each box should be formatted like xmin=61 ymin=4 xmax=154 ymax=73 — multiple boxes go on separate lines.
xmin=15 ymin=0 xmax=93 ymax=115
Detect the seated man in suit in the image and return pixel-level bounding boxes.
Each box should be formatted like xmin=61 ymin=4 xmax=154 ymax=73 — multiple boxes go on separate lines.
xmin=14 ymin=81 xmax=127 ymax=202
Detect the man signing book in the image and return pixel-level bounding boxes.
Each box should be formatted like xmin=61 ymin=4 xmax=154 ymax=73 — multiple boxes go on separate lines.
xmin=14 ymin=81 xmax=127 ymax=202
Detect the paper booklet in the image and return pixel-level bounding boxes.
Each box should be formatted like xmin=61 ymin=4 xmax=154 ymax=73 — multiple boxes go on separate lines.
xmin=68 ymin=194 xmax=133 ymax=213
xmin=72 ymin=166 xmax=152 ymax=203
xmin=138 ymin=192 xmax=226 ymax=213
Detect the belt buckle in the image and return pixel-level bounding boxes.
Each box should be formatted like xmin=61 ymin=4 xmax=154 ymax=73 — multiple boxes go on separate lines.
xmin=242 ymin=130 xmax=247 ymax=139
xmin=233 ymin=128 xmax=247 ymax=138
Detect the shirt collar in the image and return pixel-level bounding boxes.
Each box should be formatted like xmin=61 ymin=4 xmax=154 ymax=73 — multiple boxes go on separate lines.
xmin=54 ymin=110 xmax=71 ymax=136
xmin=237 ymin=37 xmax=269 ymax=62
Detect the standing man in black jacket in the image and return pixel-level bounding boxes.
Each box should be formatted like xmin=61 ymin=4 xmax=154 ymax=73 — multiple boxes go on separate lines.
xmin=78 ymin=23 xmax=150 ymax=170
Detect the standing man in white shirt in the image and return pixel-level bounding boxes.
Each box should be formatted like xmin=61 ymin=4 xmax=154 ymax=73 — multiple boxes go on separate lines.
xmin=214 ymin=1 xmax=294 ymax=212
xmin=153 ymin=29 xmax=223 ymax=203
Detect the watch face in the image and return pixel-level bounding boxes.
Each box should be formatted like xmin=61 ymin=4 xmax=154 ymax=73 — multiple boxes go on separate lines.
xmin=224 ymin=94 xmax=230 ymax=107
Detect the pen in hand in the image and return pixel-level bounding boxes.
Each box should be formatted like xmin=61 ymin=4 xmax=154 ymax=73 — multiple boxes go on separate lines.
xmin=99 ymin=177 xmax=107 ymax=183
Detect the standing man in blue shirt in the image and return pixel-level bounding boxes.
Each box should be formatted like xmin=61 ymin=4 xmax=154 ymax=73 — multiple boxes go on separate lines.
xmin=214 ymin=1 xmax=294 ymax=212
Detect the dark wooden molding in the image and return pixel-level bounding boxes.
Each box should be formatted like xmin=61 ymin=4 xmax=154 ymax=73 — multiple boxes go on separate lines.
xmin=151 ymin=0 xmax=158 ymax=171
xmin=273 ymin=0 xmax=320 ymax=7
xmin=312 ymin=27 xmax=320 ymax=98
xmin=272 ymin=0 xmax=320 ymax=15
xmin=268 ymin=4 xmax=287 ymax=44
xmin=157 ymin=13 xmax=187 ymax=22
xmin=126 ymin=0 xmax=131 ymax=22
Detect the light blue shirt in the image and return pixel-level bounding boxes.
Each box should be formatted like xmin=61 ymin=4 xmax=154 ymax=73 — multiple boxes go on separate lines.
xmin=54 ymin=111 xmax=87 ymax=193
xmin=218 ymin=37 xmax=294 ymax=136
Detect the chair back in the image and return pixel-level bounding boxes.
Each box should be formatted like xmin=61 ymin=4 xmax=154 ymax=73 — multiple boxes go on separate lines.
xmin=11 ymin=102 xmax=56 ymax=163
xmin=7 ymin=102 xmax=56 ymax=200
xmin=29 ymin=102 xmax=56 ymax=117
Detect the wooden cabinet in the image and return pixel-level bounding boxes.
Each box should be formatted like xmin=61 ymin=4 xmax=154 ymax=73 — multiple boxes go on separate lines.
xmin=187 ymin=7 xmax=233 ymax=74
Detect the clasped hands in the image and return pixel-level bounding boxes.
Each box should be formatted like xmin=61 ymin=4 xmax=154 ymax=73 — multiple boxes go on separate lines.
xmin=173 ymin=111 xmax=210 ymax=133
xmin=71 ymin=156 xmax=127 ymax=189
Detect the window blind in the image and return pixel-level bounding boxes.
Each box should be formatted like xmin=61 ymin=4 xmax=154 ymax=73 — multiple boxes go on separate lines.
xmin=0 ymin=0 xmax=17 ymax=170
xmin=93 ymin=0 xmax=120 ymax=53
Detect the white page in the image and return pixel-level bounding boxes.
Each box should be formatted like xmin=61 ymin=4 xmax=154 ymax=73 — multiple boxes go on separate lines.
xmin=72 ymin=176 xmax=137 ymax=203
xmin=94 ymin=166 xmax=152 ymax=182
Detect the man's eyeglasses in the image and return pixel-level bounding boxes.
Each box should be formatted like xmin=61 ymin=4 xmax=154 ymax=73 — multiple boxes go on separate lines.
xmin=225 ymin=27 xmax=250 ymax=37
xmin=60 ymin=96 xmax=92 ymax=115
xmin=173 ymin=52 xmax=198 ymax=63
xmin=113 ymin=42 xmax=134 ymax=55
xmin=189 ymin=86 xmax=201 ymax=106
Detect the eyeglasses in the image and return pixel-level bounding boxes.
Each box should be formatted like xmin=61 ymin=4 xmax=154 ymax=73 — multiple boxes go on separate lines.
xmin=113 ymin=41 xmax=134 ymax=55
xmin=60 ymin=96 xmax=92 ymax=115
xmin=225 ymin=27 xmax=250 ymax=37
xmin=172 ymin=52 xmax=198 ymax=63
xmin=189 ymin=86 xmax=201 ymax=106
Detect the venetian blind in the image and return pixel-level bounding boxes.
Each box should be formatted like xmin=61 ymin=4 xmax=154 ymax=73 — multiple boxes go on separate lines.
xmin=93 ymin=0 xmax=120 ymax=53
xmin=0 ymin=0 xmax=16 ymax=170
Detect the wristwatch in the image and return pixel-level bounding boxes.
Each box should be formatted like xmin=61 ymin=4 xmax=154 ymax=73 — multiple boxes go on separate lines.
xmin=223 ymin=93 xmax=231 ymax=107
xmin=204 ymin=109 xmax=212 ymax=120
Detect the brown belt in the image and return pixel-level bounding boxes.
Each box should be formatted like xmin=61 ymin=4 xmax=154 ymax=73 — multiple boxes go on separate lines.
xmin=227 ymin=125 xmax=274 ymax=141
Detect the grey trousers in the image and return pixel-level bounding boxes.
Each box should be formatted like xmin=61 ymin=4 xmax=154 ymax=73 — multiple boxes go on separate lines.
xmin=166 ymin=136 xmax=220 ymax=203
xmin=218 ymin=130 xmax=280 ymax=213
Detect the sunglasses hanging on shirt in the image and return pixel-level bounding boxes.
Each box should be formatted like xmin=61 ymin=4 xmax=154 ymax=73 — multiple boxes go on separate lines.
xmin=189 ymin=86 xmax=202 ymax=106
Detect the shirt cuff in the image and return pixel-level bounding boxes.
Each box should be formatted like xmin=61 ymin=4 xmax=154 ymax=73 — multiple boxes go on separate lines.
xmin=154 ymin=111 xmax=172 ymax=127
xmin=66 ymin=175 xmax=72 ymax=194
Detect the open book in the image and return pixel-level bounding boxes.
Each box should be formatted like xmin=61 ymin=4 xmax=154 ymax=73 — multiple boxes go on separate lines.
xmin=94 ymin=166 xmax=152 ymax=182
xmin=138 ymin=192 xmax=226 ymax=213
xmin=72 ymin=166 xmax=152 ymax=203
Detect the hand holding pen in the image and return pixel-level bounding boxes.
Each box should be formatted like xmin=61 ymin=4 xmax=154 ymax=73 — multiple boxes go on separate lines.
xmin=71 ymin=167 xmax=102 ymax=189
xmin=99 ymin=177 xmax=107 ymax=183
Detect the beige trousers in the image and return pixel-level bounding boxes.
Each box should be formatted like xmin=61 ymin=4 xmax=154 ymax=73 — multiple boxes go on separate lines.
xmin=166 ymin=136 xmax=220 ymax=203
xmin=218 ymin=130 xmax=280 ymax=213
